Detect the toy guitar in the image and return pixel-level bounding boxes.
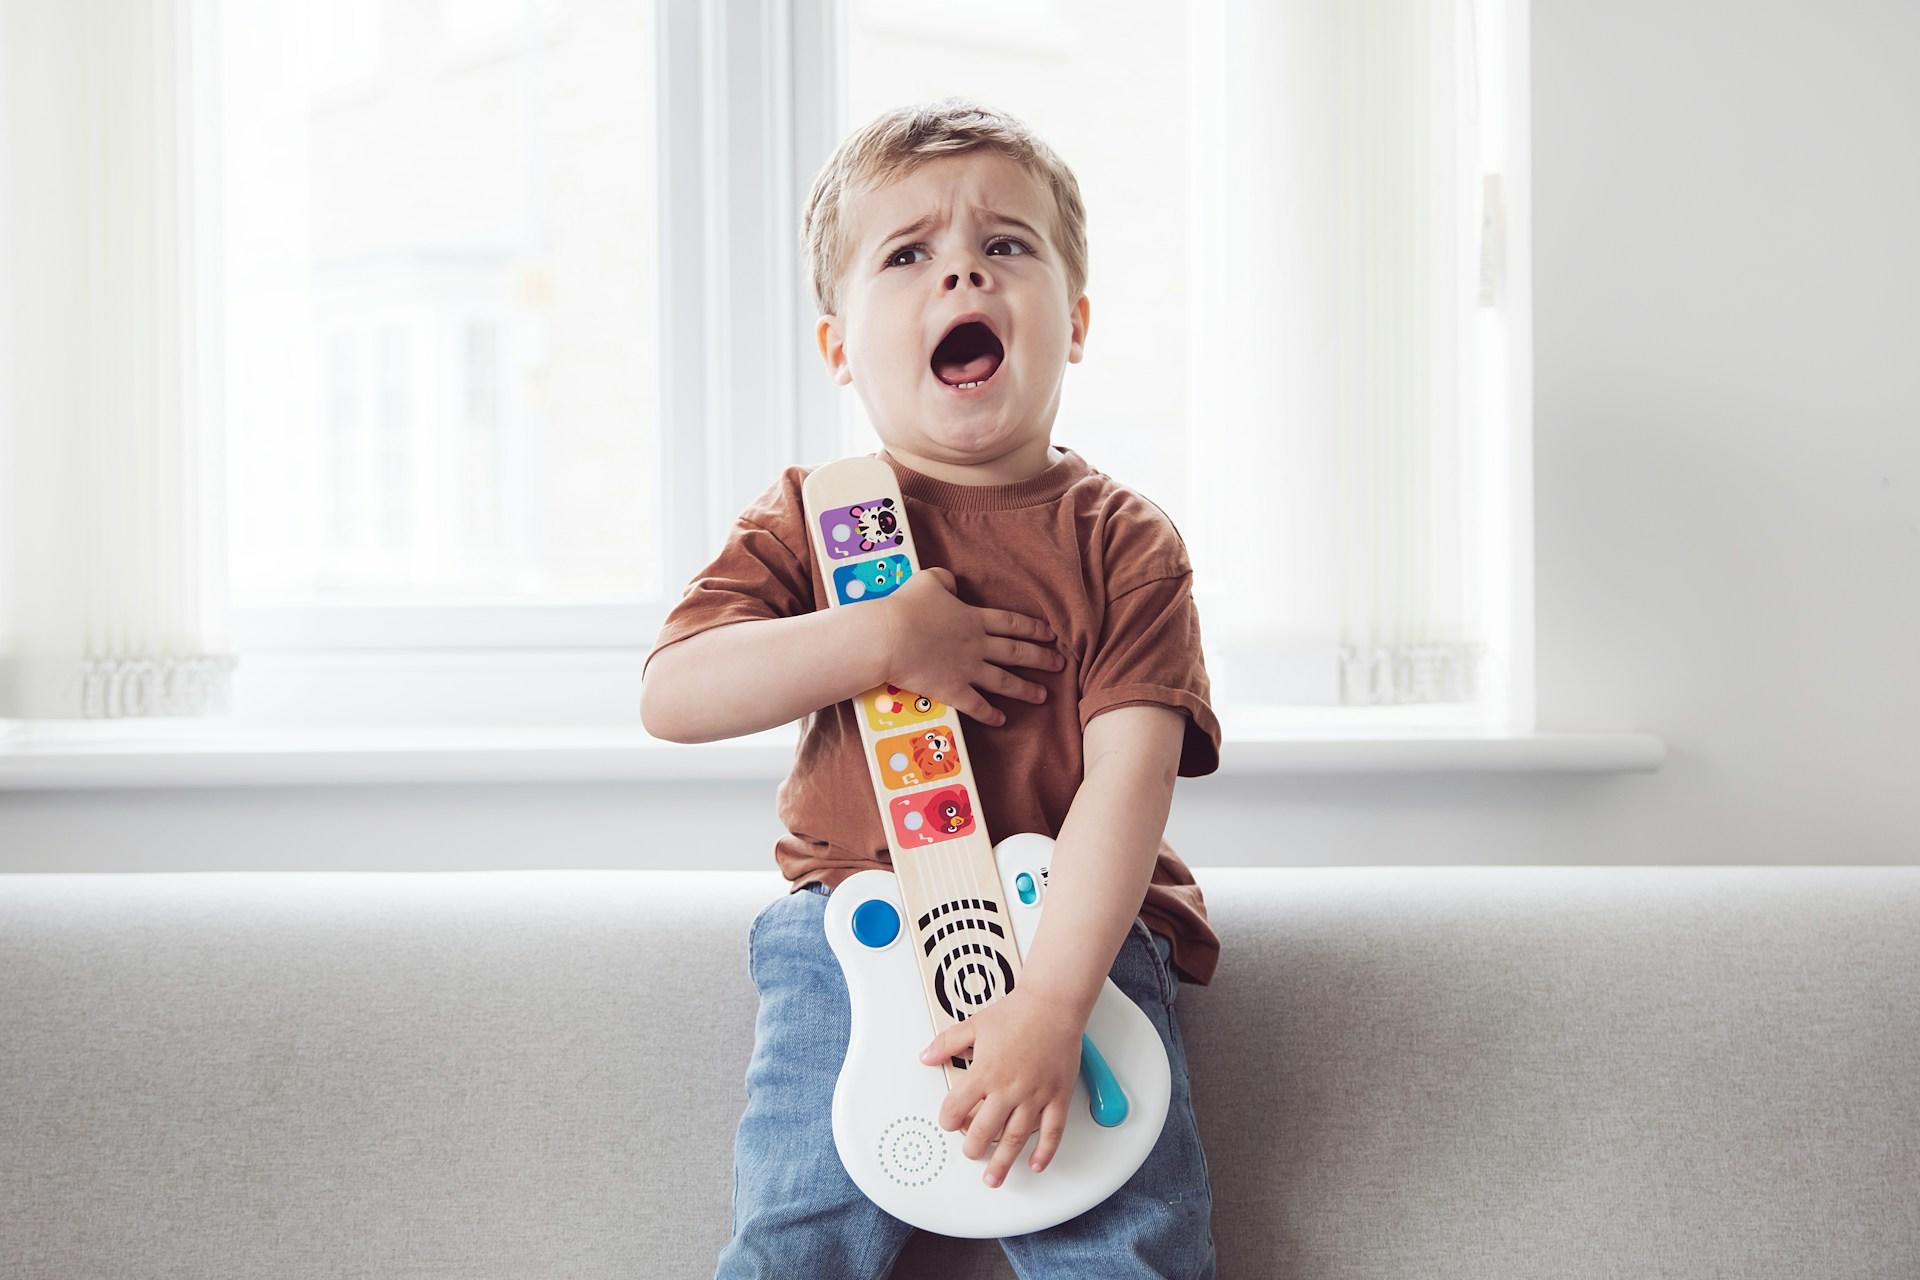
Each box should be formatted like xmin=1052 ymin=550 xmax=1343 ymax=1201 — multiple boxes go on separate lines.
xmin=799 ymin=453 xmax=1171 ymax=1239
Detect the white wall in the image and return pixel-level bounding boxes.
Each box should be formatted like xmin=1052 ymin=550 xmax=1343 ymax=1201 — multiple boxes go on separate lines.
xmin=1530 ymin=0 xmax=1919 ymax=862
xmin=2 ymin=0 xmax=1915 ymax=872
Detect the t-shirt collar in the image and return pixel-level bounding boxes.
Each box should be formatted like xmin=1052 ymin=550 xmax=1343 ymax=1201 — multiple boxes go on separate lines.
xmin=877 ymin=444 xmax=1087 ymax=513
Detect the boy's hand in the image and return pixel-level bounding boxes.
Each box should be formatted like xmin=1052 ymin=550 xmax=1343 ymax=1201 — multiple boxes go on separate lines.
xmin=918 ymin=985 xmax=1085 ymax=1186
xmin=880 ymin=567 xmax=1061 ymax=728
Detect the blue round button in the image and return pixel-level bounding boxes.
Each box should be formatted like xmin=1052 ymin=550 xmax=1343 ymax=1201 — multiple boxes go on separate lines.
xmin=851 ymin=898 xmax=901 ymax=949
xmin=1015 ymin=872 xmax=1037 ymax=905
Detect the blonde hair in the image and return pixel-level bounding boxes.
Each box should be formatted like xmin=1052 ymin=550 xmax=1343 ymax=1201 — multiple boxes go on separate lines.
xmin=800 ymin=97 xmax=1089 ymax=320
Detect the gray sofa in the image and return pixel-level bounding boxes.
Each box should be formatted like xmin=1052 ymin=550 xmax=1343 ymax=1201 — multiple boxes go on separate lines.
xmin=3 ymin=867 xmax=1916 ymax=1279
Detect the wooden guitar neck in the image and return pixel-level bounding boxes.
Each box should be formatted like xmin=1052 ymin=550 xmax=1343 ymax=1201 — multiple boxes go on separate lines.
xmin=800 ymin=456 xmax=1026 ymax=1091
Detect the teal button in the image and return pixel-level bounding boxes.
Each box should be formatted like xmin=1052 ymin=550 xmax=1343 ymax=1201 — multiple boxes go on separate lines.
xmin=1015 ymin=872 xmax=1037 ymax=905
xmin=851 ymin=899 xmax=900 ymax=949
xmin=1079 ymin=1033 xmax=1129 ymax=1127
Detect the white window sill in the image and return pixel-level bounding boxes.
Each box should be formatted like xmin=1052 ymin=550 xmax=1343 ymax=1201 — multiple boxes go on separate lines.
xmin=0 ymin=719 xmax=1666 ymax=789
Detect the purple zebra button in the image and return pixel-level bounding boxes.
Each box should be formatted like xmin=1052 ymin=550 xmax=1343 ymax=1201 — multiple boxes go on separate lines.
xmin=818 ymin=497 xmax=907 ymax=559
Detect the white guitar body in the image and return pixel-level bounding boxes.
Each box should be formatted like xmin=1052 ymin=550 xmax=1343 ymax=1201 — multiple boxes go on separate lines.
xmin=823 ymin=831 xmax=1173 ymax=1239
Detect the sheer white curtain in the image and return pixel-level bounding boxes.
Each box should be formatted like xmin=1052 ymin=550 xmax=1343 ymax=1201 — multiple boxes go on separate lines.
xmin=1186 ymin=0 xmax=1501 ymax=718
xmin=0 ymin=0 xmax=235 ymax=719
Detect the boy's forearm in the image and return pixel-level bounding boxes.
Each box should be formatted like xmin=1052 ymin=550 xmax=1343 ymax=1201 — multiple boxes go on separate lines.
xmin=1014 ymin=760 xmax=1176 ymax=1024
xmin=642 ymin=606 xmax=888 ymax=743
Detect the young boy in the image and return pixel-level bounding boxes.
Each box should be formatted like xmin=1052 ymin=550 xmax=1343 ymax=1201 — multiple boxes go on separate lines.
xmin=641 ymin=98 xmax=1222 ymax=1279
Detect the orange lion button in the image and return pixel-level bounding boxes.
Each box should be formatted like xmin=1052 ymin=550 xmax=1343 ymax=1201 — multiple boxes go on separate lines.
xmin=874 ymin=725 xmax=963 ymax=791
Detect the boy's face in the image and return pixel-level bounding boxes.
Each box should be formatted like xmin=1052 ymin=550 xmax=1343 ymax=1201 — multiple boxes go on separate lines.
xmin=816 ymin=151 xmax=1089 ymax=470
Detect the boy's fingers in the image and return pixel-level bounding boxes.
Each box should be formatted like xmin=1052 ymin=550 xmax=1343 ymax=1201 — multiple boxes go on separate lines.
xmin=964 ymin=1095 xmax=1016 ymax=1162
xmin=939 ymin=1081 xmax=987 ymax=1133
xmin=921 ymin=1022 xmax=974 ymax=1064
xmin=981 ymin=665 xmax=1045 ymax=705
xmin=990 ymin=608 xmax=1054 ymax=642
xmin=985 ymin=1104 xmax=1038 ymax=1187
xmin=1028 ymin=1101 xmax=1067 ymax=1173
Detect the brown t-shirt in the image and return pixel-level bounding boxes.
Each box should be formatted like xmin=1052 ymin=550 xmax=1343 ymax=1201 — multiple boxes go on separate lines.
xmin=644 ymin=444 xmax=1224 ymax=986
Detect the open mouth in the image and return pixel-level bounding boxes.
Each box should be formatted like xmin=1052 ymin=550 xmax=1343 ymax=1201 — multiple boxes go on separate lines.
xmin=929 ymin=318 xmax=1006 ymax=396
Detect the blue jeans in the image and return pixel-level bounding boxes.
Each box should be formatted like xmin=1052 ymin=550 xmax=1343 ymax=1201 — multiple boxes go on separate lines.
xmin=715 ymin=880 xmax=1217 ymax=1279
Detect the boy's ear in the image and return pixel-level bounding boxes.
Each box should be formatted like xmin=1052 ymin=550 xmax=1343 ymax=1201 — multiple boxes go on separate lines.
xmin=1067 ymin=295 xmax=1091 ymax=365
xmin=816 ymin=315 xmax=853 ymax=385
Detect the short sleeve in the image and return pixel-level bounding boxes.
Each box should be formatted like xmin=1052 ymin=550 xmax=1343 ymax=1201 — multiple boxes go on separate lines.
xmin=1077 ymin=569 xmax=1223 ymax=778
xmin=643 ymin=469 xmax=815 ymax=680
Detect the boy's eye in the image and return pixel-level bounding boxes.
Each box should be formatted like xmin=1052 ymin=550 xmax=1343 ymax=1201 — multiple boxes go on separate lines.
xmin=883 ymin=237 xmax=1031 ymax=269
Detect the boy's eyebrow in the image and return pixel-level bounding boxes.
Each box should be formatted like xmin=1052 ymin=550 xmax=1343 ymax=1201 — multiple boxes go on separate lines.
xmin=874 ymin=209 xmax=1045 ymax=250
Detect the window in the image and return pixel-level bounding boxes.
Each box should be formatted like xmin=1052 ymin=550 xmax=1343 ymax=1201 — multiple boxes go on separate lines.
xmin=838 ymin=0 xmax=1529 ymax=732
xmin=192 ymin=0 xmax=1529 ymax=734
xmin=211 ymin=0 xmax=662 ymax=619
